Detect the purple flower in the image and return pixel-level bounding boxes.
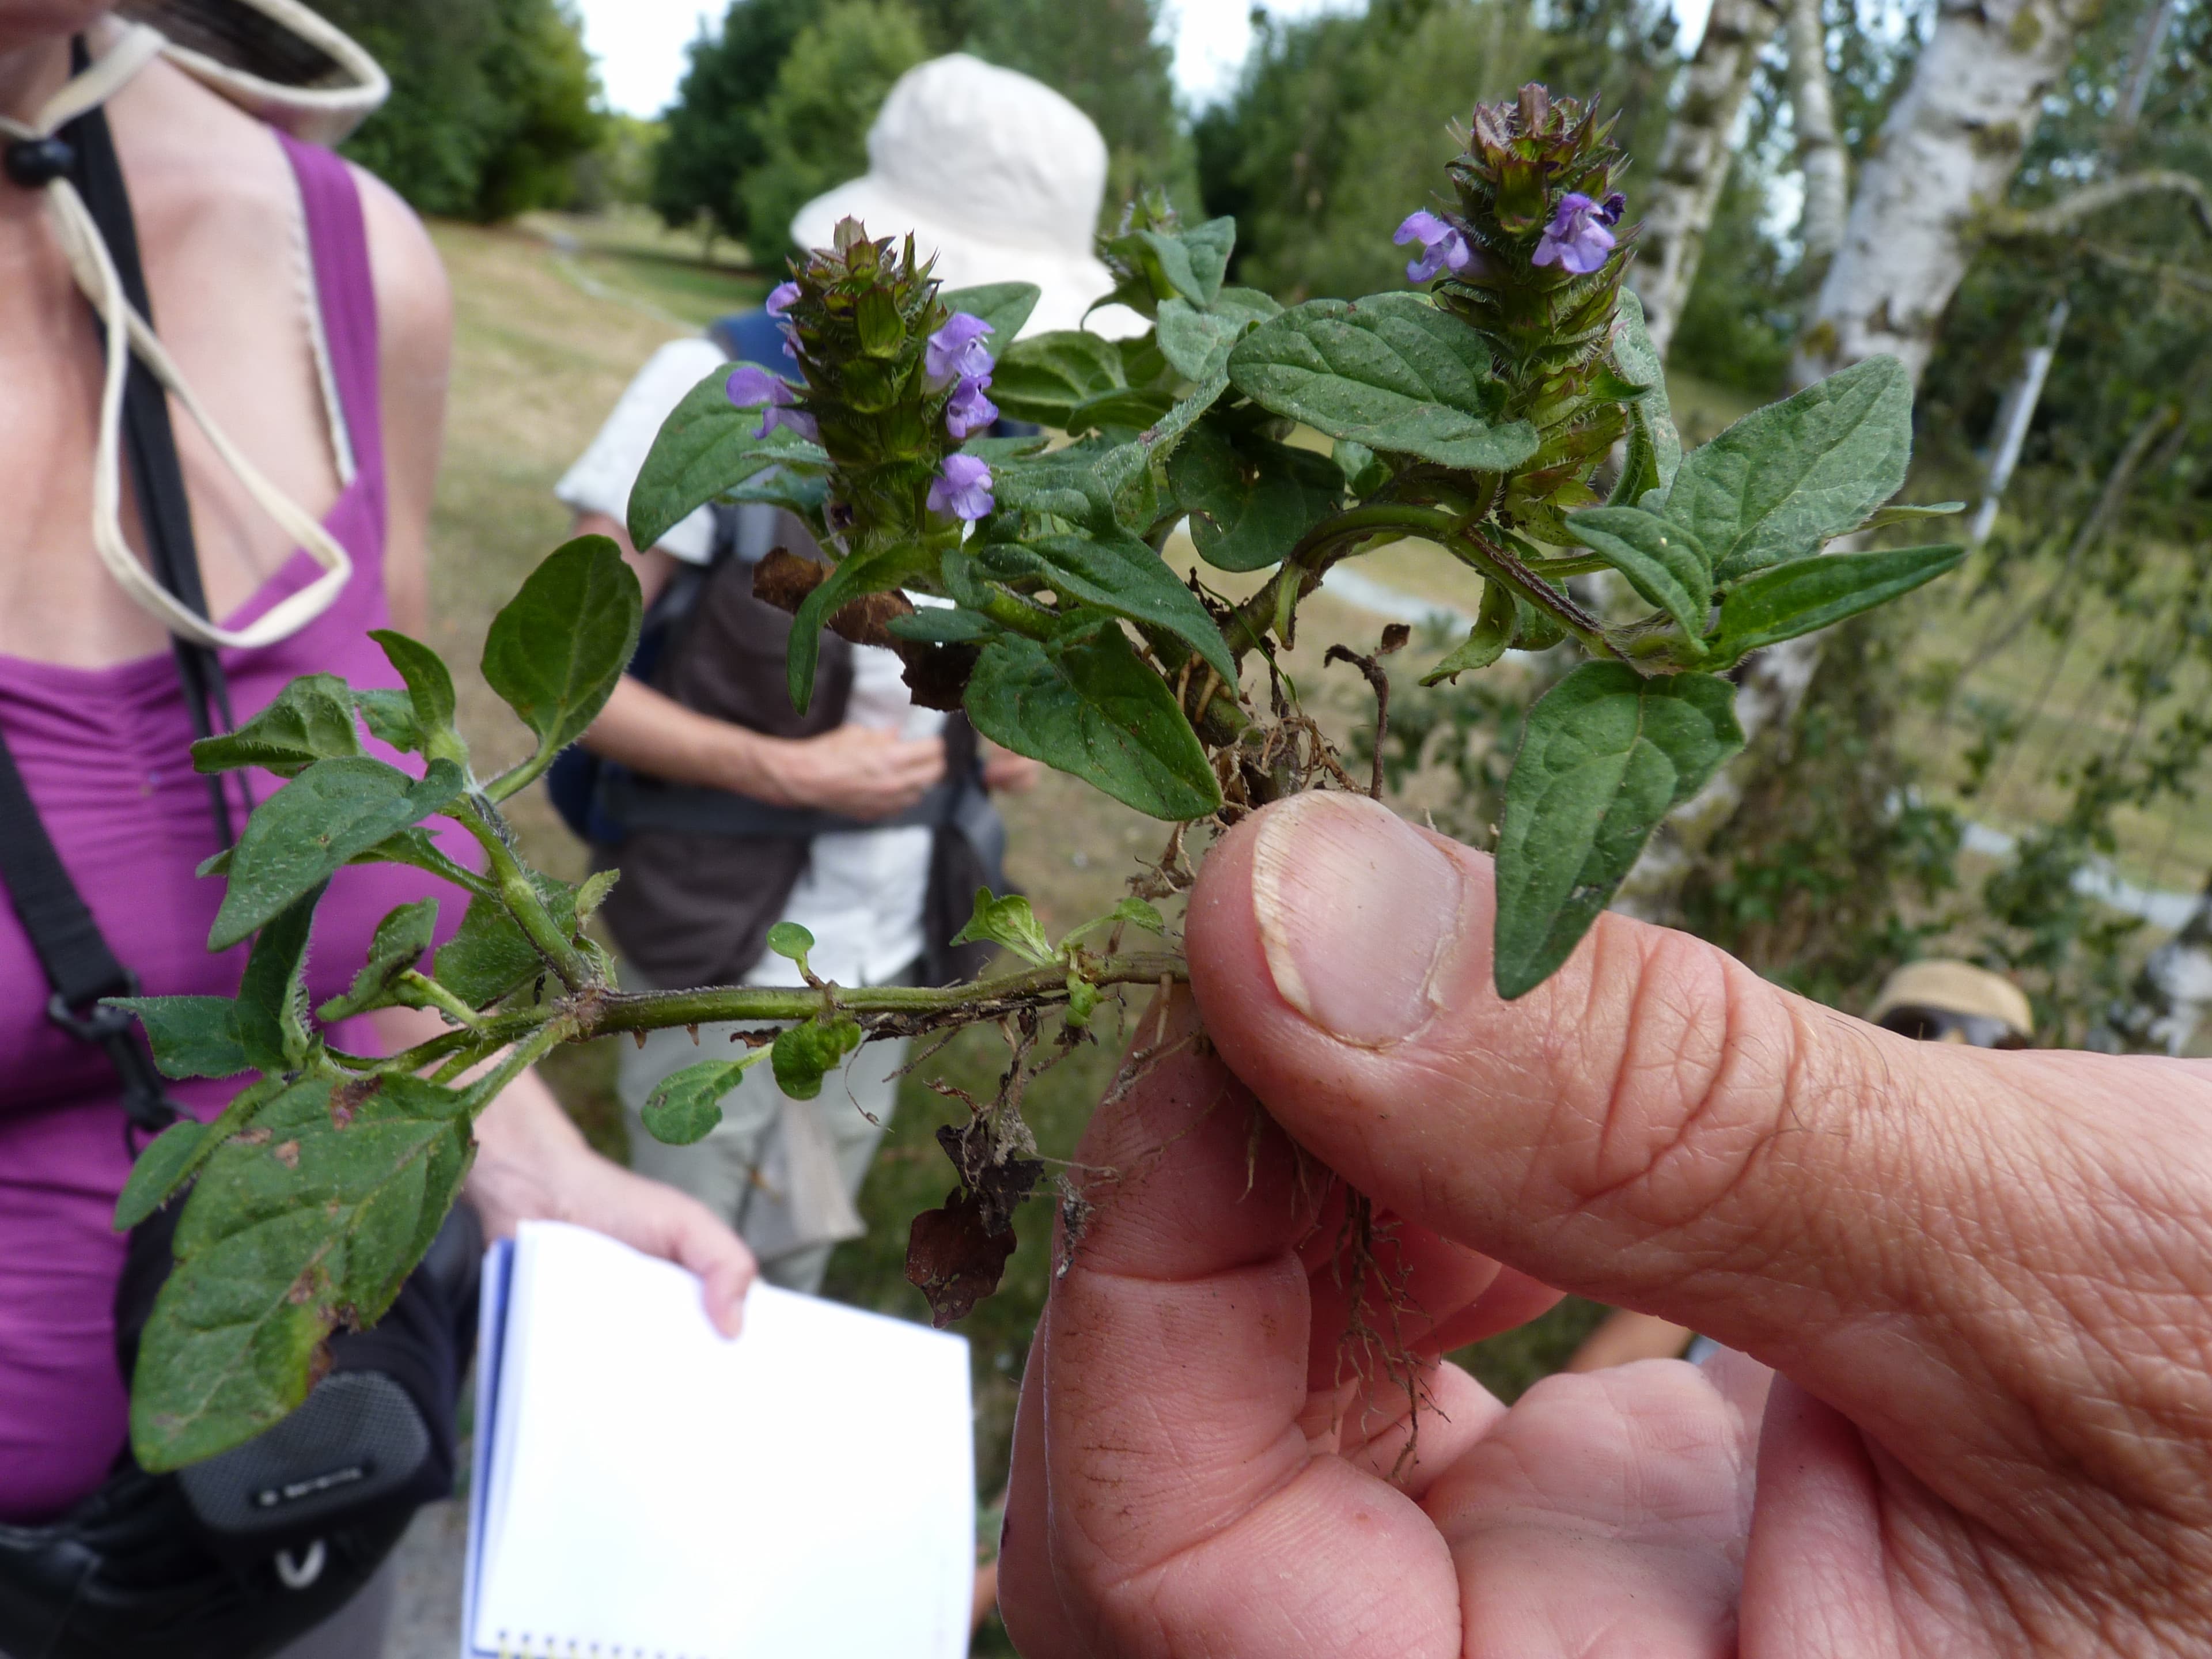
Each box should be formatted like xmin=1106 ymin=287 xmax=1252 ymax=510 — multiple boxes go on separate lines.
xmin=944 ymin=374 xmax=998 ymax=440
xmin=1394 ymin=209 xmax=1475 ymax=283
xmin=927 ymin=453 xmax=994 ymax=521
xmin=726 ymin=364 xmax=818 ymax=442
xmin=1532 ymin=192 xmax=1620 ymax=275
xmin=925 ymin=312 xmax=995 ymax=384
xmin=765 ymin=281 xmax=800 ymax=316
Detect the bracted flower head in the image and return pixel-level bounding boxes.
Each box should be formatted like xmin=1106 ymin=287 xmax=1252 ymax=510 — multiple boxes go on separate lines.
xmin=925 ymin=312 xmax=995 ymax=384
xmin=926 ymin=453 xmax=994 ymax=521
xmin=944 ymin=374 xmax=998 ymax=440
xmin=726 ymin=364 xmax=819 ymax=442
xmin=1532 ymin=192 xmax=1620 ymax=275
xmin=1393 ymin=209 xmax=1476 ymax=284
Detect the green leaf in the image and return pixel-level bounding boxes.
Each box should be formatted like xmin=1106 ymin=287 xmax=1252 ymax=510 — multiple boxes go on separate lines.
xmin=105 ymin=996 xmax=250 ymax=1080
xmin=1707 ymin=544 xmax=1965 ymax=667
xmin=1228 ymin=294 xmax=1539 ymax=469
xmin=482 ymin=537 xmax=643 ymax=758
xmin=965 ymin=623 xmax=1222 ymax=821
xmin=1061 ymin=896 xmax=1166 ymax=947
xmin=1665 ymin=357 xmax=1914 ymax=583
xmin=191 ymin=675 xmax=361 ymax=779
xmin=1421 ymin=579 xmax=1516 ymax=685
xmin=433 ymin=875 xmax=579 ymax=1010
xmin=1166 ymin=421 xmax=1344 ymax=573
xmin=211 ymin=759 xmax=464 ymax=952
xmin=627 ymin=366 xmax=830 ymax=551
xmin=766 ymin=921 xmax=815 ymax=964
xmin=573 ymin=868 xmax=619 ymax=923
xmin=950 ymin=888 xmax=1055 ymax=967
xmin=1139 ymin=218 xmax=1234 ymax=306
xmin=1334 ymin=438 xmax=1391 ymax=497
xmin=990 ymin=331 xmax=1126 ymax=429
xmin=348 ymin=825 xmax=486 ymax=896
xmin=367 ymin=630 xmax=457 ymax=736
xmin=317 ymin=899 xmax=440 ymax=1022
xmin=725 ymin=467 xmax=829 ymax=532
xmin=1608 ymin=289 xmax=1681 ymax=505
xmin=938 ymin=282 xmax=1040 ymax=346
xmin=1493 ymin=664 xmax=1744 ymax=998
xmin=1564 ymin=507 xmax=1711 ymax=640
xmin=114 ymin=1120 xmax=213 ymax=1230
xmin=1855 ymin=501 xmax=1965 ymax=533
xmin=887 ymin=607 xmax=998 ymax=644
xmin=959 ymin=433 xmax=1051 ymax=466
xmin=234 ymin=885 xmax=324 ymax=1073
xmin=1065 ymin=387 xmax=1178 ymax=437
xmin=975 ymin=532 xmax=1234 ymax=681
xmin=1156 ymin=287 xmax=1281 ymax=381
xmin=131 ymin=1071 xmax=474 ymax=1470
xmin=353 ymin=688 xmax=421 ymax=753
xmin=787 ymin=545 xmax=929 ymax=714
xmin=641 ymin=1060 xmax=749 ymax=1145
xmin=770 ymin=1017 xmax=863 ymax=1102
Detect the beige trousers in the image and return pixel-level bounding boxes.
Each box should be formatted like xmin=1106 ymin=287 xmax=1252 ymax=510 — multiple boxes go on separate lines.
xmin=618 ymin=992 xmax=908 ymax=1296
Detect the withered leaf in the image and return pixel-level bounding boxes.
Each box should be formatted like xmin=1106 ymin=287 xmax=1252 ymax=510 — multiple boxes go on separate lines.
xmin=935 ymin=1120 xmax=1046 ymax=1236
xmin=906 ymin=1187 xmax=1017 ymax=1329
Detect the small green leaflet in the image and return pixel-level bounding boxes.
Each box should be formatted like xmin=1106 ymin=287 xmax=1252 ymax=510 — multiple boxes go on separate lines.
xmin=950 ymin=888 xmax=1055 ymax=967
xmin=1563 ymin=507 xmax=1711 ymax=642
xmin=1706 ymin=544 xmax=1964 ymax=666
xmin=972 ymin=532 xmax=1234 ymax=681
xmin=233 ymin=886 xmax=323 ymax=1072
xmin=787 ymin=544 xmax=931 ymax=713
xmin=434 ymin=875 xmax=580 ymax=1010
xmin=482 ymin=536 xmax=642 ymax=758
xmin=1228 ymin=294 xmax=1538 ymax=470
xmin=766 ymin=920 xmax=815 ymax=964
xmin=1422 ymin=579 xmax=1516 ymax=685
xmin=641 ymin=1059 xmax=749 ymax=1145
xmin=105 ymin=995 xmax=250 ymax=1080
xmin=1493 ymin=664 xmax=1744 ymax=998
xmin=317 ymin=898 xmax=440 ymax=1022
xmin=368 ymin=629 xmax=457 ymax=736
xmin=626 ymin=366 xmax=828 ymax=552
xmin=938 ymin=282 xmax=1041 ymax=346
xmin=210 ymin=757 xmax=464 ymax=951
xmin=990 ymin=332 xmax=1127 ymax=429
xmin=1166 ymin=422 xmax=1344 ymax=573
xmin=965 ymin=623 xmax=1222 ymax=821
xmin=354 ymin=688 xmax=421 ymax=753
xmin=888 ymin=607 xmax=997 ymax=645
xmin=1665 ymin=357 xmax=1912 ymax=583
xmin=1608 ymin=289 xmax=1681 ymax=505
xmin=113 ymin=1120 xmax=211 ymax=1229
xmin=1155 ymin=287 xmax=1283 ymax=381
xmin=190 ymin=674 xmax=361 ymax=778
xmin=771 ymin=1017 xmax=863 ymax=1101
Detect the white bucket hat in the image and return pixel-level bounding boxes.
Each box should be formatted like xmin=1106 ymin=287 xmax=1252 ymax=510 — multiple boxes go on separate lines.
xmin=790 ymin=54 xmax=1146 ymax=339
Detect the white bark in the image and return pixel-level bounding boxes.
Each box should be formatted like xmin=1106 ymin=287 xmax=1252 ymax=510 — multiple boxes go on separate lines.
xmin=1968 ymin=297 xmax=2067 ymax=546
xmin=1789 ymin=0 xmax=2108 ymax=391
xmin=2095 ymin=876 xmax=2212 ymax=1055
xmin=1630 ymin=0 xmax=1782 ymax=361
xmin=1782 ymin=0 xmax=1847 ymax=269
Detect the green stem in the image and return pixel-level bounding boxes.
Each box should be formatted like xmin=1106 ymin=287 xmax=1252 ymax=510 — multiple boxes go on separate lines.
xmin=461 ymin=1015 xmax=573 ymax=1112
xmin=1445 ymin=524 xmax=1620 ymax=661
xmin=452 ymin=797 xmax=596 ymax=990
xmin=977 ymin=590 xmax=1060 ymax=640
xmin=396 ymin=970 xmax=484 ymax=1031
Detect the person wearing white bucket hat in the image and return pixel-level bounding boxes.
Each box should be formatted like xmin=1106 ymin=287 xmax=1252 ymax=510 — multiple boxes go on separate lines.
xmin=790 ymin=52 xmax=1148 ymax=340
xmin=0 ymin=6 xmax=755 ymax=1655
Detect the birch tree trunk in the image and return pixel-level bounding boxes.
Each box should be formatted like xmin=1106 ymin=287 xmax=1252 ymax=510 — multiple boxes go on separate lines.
xmin=1629 ymin=0 xmax=1781 ymax=360
xmin=1782 ymin=0 xmax=1847 ymax=271
xmin=2093 ymin=876 xmax=2212 ymax=1055
xmin=1788 ymin=0 xmax=2110 ymax=390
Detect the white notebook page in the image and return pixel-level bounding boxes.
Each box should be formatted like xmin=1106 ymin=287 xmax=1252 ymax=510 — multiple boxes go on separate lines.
xmin=466 ymin=1221 xmax=974 ymax=1659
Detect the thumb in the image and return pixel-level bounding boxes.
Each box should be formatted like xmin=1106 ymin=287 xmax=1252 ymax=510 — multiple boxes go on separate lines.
xmin=1184 ymin=792 xmax=2136 ymax=1427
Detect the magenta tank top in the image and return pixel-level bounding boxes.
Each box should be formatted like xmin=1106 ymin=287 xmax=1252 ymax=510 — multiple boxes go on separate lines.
xmin=0 ymin=137 xmax=469 ymax=1521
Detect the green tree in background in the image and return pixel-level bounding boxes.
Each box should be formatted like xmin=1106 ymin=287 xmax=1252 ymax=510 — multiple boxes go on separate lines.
xmin=740 ymin=1 xmax=931 ymax=266
xmin=647 ymin=0 xmax=816 ymax=244
xmin=308 ymin=0 xmax=602 ymax=222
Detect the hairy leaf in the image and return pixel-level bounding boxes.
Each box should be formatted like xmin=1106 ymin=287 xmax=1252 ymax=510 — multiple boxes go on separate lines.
xmin=353 ymin=688 xmax=421 ymax=754
xmin=787 ymin=544 xmax=930 ymax=713
xmin=1855 ymin=501 xmax=1965 ymax=533
xmin=482 ymin=537 xmax=642 ymax=757
xmin=211 ymin=759 xmax=464 ymax=952
xmin=888 ymin=607 xmax=998 ymax=644
xmin=938 ymin=282 xmax=1041 ymax=347
xmin=234 ymin=887 xmax=324 ymax=1072
xmin=367 ymin=630 xmax=457 ymax=736
xmin=1155 ymin=287 xmax=1281 ymax=381
xmin=131 ymin=1071 xmax=473 ymax=1470
xmin=113 ymin=1120 xmax=213 ymax=1230
xmin=975 ymin=532 xmax=1233 ymax=680
xmin=965 ymin=623 xmax=1221 ymax=821
xmin=1422 ymin=579 xmax=1516 ymax=685
xmin=1494 ymin=665 xmax=1744 ymax=998
xmin=191 ymin=675 xmax=361 ymax=779
xmin=433 ymin=876 xmax=579 ymax=1011
xmin=626 ymin=366 xmax=828 ymax=551
xmin=317 ymin=899 xmax=440 ymax=1022
xmin=1707 ymin=544 xmax=1964 ymax=666
xmin=990 ymin=331 xmax=1126 ymax=429
xmin=1609 ymin=289 xmax=1681 ymax=504
xmin=1166 ymin=421 xmax=1343 ymax=573
xmin=1565 ymin=507 xmax=1711 ymax=639
xmin=771 ymin=1016 xmax=863 ymax=1101
xmin=106 ymin=996 xmax=250 ymax=1081
xmin=1665 ymin=357 xmax=1912 ymax=582
xmin=950 ymin=888 xmax=1055 ymax=967
xmin=1228 ymin=294 xmax=1538 ymax=469
xmin=641 ymin=1060 xmax=748 ymax=1145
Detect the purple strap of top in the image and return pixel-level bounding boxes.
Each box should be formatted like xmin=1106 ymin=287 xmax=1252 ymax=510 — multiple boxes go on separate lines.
xmin=278 ymin=130 xmax=385 ymax=528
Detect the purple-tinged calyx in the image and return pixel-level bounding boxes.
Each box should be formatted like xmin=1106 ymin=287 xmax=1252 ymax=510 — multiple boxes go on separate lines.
xmin=726 ymin=364 xmax=818 ymax=442
xmin=1394 ymin=209 xmax=1476 ymax=284
xmin=926 ymin=312 xmax=995 ymax=384
xmin=927 ymin=453 xmax=994 ymax=521
xmin=1532 ymin=192 xmax=1621 ymax=275
xmin=945 ymin=375 xmax=998 ymax=440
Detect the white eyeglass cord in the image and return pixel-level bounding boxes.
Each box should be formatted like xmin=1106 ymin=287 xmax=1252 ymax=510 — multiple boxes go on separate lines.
xmin=0 ymin=23 xmax=354 ymax=652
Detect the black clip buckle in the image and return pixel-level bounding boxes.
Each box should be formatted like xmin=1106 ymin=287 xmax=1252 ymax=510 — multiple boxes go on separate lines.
xmin=3 ymin=135 xmax=75 ymax=190
xmin=48 ymin=972 xmax=142 ymax=1043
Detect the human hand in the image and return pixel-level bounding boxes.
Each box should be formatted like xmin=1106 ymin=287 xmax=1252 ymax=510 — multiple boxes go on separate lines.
xmin=1000 ymin=791 xmax=2212 ymax=1656
xmin=759 ymin=724 xmax=946 ymax=820
xmin=981 ymin=740 xmax=1043 ymax=794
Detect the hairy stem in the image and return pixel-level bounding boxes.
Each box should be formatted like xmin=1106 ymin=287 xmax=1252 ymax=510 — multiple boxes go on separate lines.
xmin=452 ymin=797 xmax=596 ymax=990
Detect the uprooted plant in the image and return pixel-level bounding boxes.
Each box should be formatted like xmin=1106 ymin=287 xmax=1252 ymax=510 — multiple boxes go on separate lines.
xmin=111 ymin=84 xmax=1964 ymax=1472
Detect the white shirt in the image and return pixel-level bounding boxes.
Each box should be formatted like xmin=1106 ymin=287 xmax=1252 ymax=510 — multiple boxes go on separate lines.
xmin=559 ymin=338 xmax=946 ymax=989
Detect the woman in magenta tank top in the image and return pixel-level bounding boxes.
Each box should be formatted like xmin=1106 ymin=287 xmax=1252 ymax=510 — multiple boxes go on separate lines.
xmin=0 ymin=9 xmax=753 ymax=1540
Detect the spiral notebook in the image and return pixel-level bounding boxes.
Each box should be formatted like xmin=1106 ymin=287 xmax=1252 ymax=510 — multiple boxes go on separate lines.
xmin=462 ymin=1221 xmax=974 ymax=1659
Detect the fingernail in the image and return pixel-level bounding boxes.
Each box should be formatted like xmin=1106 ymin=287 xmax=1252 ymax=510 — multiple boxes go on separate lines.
xmin=1249 ymin=794 xmax=1461 ymax=1047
